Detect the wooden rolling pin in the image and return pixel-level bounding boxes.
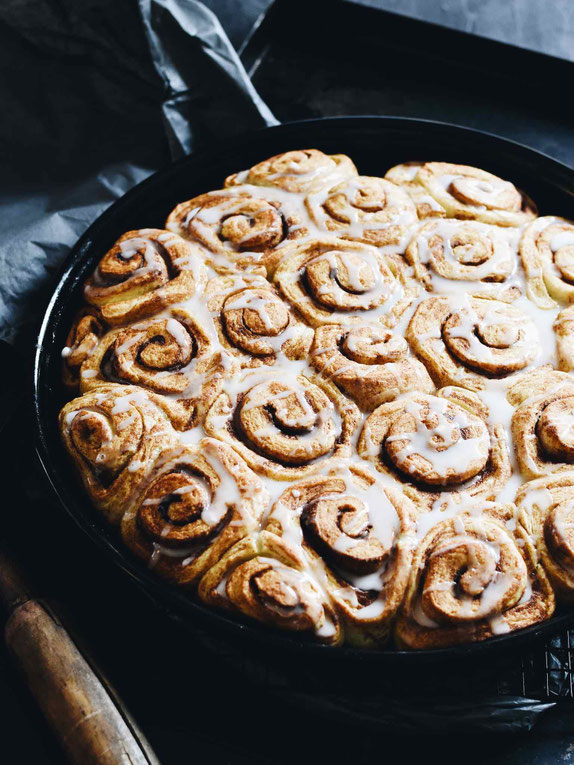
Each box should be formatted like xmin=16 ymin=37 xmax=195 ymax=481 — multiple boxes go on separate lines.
xmin=0 ymin=548 xmax=159 ymax=764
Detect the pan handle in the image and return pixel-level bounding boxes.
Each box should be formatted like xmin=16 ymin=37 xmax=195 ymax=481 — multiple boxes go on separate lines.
xmin=1 ymin=551 xmax=159 ymax=765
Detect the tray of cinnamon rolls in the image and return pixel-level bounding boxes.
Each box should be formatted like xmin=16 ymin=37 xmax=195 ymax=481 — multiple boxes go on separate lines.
xmin=35 ymin=117 xmax=574 ymax=655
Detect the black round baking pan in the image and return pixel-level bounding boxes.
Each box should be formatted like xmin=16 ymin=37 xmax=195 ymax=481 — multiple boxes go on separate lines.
xmin=34 ymin=116 xmax=574 ymax=667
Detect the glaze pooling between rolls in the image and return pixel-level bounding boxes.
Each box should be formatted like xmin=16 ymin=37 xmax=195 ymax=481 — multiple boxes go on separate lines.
xmin=58 ymin=147 xmax=572 ymax=649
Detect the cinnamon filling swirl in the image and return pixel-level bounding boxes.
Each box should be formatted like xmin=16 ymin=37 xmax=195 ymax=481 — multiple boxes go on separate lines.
xmin=60 ymin=146 xmax=568 ymax=648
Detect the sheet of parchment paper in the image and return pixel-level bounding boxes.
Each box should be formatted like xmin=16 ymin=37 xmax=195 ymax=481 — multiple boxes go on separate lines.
xmin=0 ymin=0 xmax=275 ymax=346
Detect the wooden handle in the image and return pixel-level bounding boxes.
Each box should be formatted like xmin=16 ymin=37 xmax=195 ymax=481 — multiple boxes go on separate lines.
xmin=5 ymin=600 xmax=159 ymax=765
xmin=0 ymin=548 xmax=159 ymax=765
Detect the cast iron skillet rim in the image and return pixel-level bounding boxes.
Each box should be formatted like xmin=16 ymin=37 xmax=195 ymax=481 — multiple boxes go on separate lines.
xmin=34 ymin=115 xmax=574 ymax=663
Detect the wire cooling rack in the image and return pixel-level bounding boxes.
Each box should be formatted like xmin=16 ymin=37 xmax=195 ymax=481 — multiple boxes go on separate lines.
xmin=497 ymin=630 xmax=574 ymax=700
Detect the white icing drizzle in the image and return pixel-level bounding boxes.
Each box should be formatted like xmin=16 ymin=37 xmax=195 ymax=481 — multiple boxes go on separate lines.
xmin=266 ymin=460 xmax=409 ymax=622
xmin=386 ymin=395 xmax=489 ymax=480
xmin=62 ymin=153 xmax=574 ymax=646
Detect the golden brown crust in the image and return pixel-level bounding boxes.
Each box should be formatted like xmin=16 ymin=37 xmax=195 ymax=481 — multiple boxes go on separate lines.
xmin=203 ymin=369 xmax=360 ymax=481
xmin=265 ymin=464 xmax=416 ymax=646
xmin=519 ymin=216 xmax=574 ymax=308
xmin=357 ymin=387 xmax=511 ymax=509
xmin=198 ymin=530 xmax=343 ymax=644
xmin=310 ymin=321 xmax=434 ymax=410
xmin=224 ymin=149 xmax=357 ymax=194
xmin=395 ymin=504 xmax=554 ymax=649
xmin=509 ymin=368 xmax=574 ymax=479
xmin=384 ymin=162 xmax=447 ymax=220
xmin=415 ymin=162 xmax=537 ymax=227
xmin=273 ymin=237 xmax=418 ymax=328
xmin=555 ymin=305 xmax=574 ymax=371
xmin=304 ymin=176 xmax=417 ymax=250
xmin=406 ymin=296 xmax=539 ymax=390
xmin=205 ymin=273 xmax=313 ymax=368
xmin=120 ymin=438 xmax=267 ymax=586
xmin=166 ymin=188 xmax=307 ymax=276
xmin=516 ymin=472 xmax=574 ymax=602
xmin=59 ymin=384 xmax=177 ymax=524
xmin=76 ymin=307 xmax=235 ymax=430
xmin=404 ymin=218 xmax=521 ymax=290
xmin=83 ymin=229 xmax=207 ymax=325
xmin=62 ymin=307 xmax=106 ymax=390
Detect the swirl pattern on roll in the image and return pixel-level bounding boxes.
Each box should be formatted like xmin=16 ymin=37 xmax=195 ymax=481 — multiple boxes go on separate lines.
xmin=62 ymin=308 xmax=106 ymax=389
xmin=224 ymin=149 xmax=358 ymax=194
xmin=77 ymin=308 xmax=234 ymax=430
xmin=384 ymin=162 xmax=446 ymax=220
xmin=519 ymin=216 xmax=574 ymax=308
xmin=358 ymin=387 xmax=510 ymax=508
xmin=205 ymin=273 xmax=313 ymax=367
xmin=166 ymin=188 xmax=306 ymax=276
xmin=273 ymin=238 xmax=417 ymax=328
xmin=405 ymin=219 xmax=520 ymax=290
xmin=509 ymin=368 xmax=574 ymax=479
xmin=395 ymin=504 xmax=554 ymax=649
xmin=517 ymin=472 xmax=574 ymax=602
xmin=121 ymin=438 xmax=268 ymax=586
xmin=305 ymin=176 xmax=417 ymax=251
xmin=84 ymin=229 xmax=206 ymax=325
xmin=310 ymin=321 xmax=434 ymax=410
xmin=415 ymin=162 xmax=537 ymax=227
xmin=198 ymin=530 xmax=343 ymax=644
xmin=266 ymin=464 xmax=415 ymax=646
xmin=407 ymin=296 xmax=539 ymax=390
xmin=204 ymin=369 xmax=360 ymax=480
xmin=59 ymin=384 xmax=176 ymax=524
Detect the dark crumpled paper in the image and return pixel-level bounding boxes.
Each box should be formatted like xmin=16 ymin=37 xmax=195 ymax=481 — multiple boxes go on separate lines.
xmin=0 ymin=0 xmax=275 ymax=345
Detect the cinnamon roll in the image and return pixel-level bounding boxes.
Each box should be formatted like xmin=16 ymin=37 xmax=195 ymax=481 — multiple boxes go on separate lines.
xmin=407 ymin=296 xmax=539 ymax=390
xmin=77 ymin=308 xmax=234 ymax=431
xmin=304 ymin=176 xmax=417 ymax=251
xmin=395 ymin=504 xmax=554 ymax=648
xmin=273 ymin=238 xmax=417 ymax=329
xmin=517 ymin=472 xmax=574 ymax=602
xmin=120 ymin=438 xmax=267 ymax=586
xmin=62 ymin=308 xmax=106 ymax=389
xmin=205 ymin=273 xmax=313 ymax=367
xmin=310 ymin=321 xmax=434 ymax=411
xmin=555 ymin=305 xmax=574 ymax=371
xmin=384 ymin=162 xmax=446 ymax=220
xmin=166 ymin=188 xmax=306 ymax=276
xmin=415 ymin=162 xmax=537 ymax=227
xmin=404 ymin=219 xmax=520 ymax=291
xmin=358 ymin=387 xmax=511 ymax=509
xmin=224 ymin=149 xmax=357 ymax=194
xmin=59 ymin=384 xmax=176 ymax=524
xmin=509 ymin=368 xmax=574 ymax=479
xmin=84 ymin=229 xmax=207 ymax=325
xmin=519 ymin=216 xmax=574 ymax=308
xmin=198 ymin=530 xmax=343 ymax=644
xmin=265 ymin=464 xmax=416 ymax=646
xmin=204 ymin=369 xmax=360 ymax=480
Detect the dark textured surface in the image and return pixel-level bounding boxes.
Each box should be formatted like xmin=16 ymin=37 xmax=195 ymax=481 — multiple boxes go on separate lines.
xmin=237 ymin=0 xmax=574 ymax=168
xmin=203 ymin=0 xmax=574 ymax=61
xmin=3 ymin=2 xmax=574 ymax=764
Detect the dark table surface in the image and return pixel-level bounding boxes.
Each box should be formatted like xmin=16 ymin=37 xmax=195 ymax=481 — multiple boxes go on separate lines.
xmin=203 ymin=0 xmax=574 ymax=62
xmin=3 ymin=2 xmax=574 ymax=764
